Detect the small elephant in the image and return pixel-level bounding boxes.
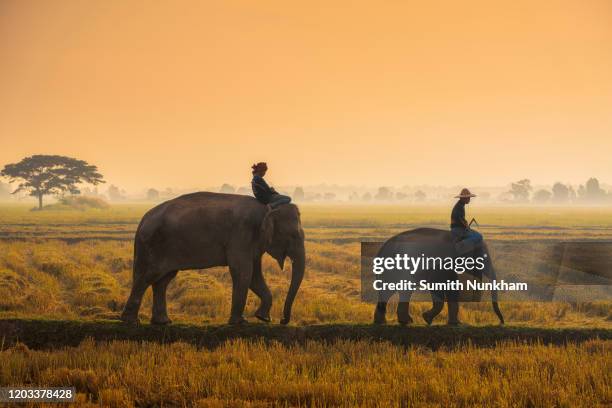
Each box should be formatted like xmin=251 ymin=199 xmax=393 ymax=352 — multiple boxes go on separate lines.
xmin=120 ymin=192 xmax=305 ymax=325
xmin=373 ymin=228 xmax=504 ymax=325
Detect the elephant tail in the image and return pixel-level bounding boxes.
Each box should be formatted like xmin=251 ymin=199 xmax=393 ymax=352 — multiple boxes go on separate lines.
xmin=481 ymin=243 xmax=504 ymax=325
xmin=132 ymin=222 xmax=148 ymax=280
xmin=488 ymin=263 xmax=504 ymax=325
xmin=492 ymin=299 xmax=504 ymax=325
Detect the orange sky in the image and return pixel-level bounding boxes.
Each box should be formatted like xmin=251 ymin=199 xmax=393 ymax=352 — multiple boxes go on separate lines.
xmin=1 ymin=0 xmax=611 ymax=190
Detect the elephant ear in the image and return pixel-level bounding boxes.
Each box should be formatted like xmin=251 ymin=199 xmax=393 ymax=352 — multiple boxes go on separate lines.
xmin=260 ymin=209 xmax=286 ymax=269
xmin=260 ymin=210 xmax=275 ymax=250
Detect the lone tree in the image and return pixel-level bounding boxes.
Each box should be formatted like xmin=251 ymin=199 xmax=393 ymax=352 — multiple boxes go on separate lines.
xmin=1 ymin=155 xmax=104 ymax=210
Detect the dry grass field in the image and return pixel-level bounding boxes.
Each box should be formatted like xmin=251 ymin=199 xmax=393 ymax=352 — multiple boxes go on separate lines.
xmin=2 ymin=338 xmax=609 ymax=407
xmin=0 ymin=202 xmax=611 ymax=406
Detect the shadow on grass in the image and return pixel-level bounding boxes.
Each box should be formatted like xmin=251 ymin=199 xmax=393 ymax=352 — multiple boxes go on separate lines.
xmin=1 ymin=319 xmax=610 ymax=351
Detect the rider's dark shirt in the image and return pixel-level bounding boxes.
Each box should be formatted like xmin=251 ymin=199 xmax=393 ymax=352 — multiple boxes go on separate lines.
xmin=450 ymin=200 xmax=466 ymax=229
xmin=251 ymin=175 xmax=275 ymax=204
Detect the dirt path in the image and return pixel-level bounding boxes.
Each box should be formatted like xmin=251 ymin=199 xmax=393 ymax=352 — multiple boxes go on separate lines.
xmin=1 ymin=319 xmax=609 ymax=350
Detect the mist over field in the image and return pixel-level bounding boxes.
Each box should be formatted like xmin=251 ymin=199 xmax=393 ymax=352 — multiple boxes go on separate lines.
xmin=2 ymin=177 xmax=612 ymax=207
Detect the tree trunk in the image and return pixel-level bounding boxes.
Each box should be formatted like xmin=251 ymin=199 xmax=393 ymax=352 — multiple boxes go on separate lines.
xmin=38 ymin=193 xmax=43 ymax=210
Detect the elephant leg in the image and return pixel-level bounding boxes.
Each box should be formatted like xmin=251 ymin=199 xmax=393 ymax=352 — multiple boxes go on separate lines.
xmin=228 ymin=256 xmax=253 ymax=325
xmin=120 ymin=274 xmax=151 ymax=325
xmin=250 ymin=259 xmax=272 ymax=322
xmin=151 ymin=270 xmax=178 ymax=325
xmin=397 ymin=291 xmax=413 ymax=326
xmin=446 ymin=290 xmax=461 ymax=325
xmin=422 ymin=290 xmax=445 ymax=325
xmin=373 ymin=290 xmax=394 ymax=325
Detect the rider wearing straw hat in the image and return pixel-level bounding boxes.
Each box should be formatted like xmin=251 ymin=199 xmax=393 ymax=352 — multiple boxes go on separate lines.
xmin=450 ymin=188 xmax=482 ymax=246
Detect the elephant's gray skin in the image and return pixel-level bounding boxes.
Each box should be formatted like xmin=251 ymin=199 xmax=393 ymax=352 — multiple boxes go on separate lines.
xmin=373 ymin=228 xmax=504 ymax=326
xmin=120 ymin=192 xmax=305 ymax=325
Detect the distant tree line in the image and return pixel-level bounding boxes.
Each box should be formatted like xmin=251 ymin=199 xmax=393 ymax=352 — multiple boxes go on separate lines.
xmin=505 ymin=178 xmax=611 ymax=204
xmin=2 ymin=155 xmax=611 ymax=206
xmin=105 ymin=177 xmax=612 ymax=204
xmin=347 ymin=187 xmax=427 ymax=203
xmin=214 ymin=179 xmax=612 ymax=204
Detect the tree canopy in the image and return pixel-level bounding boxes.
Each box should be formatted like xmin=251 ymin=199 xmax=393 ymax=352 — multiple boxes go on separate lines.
xmin=508 ymin=179 xmax=532 ymax=202
xmin=1 ymin=155 xmax=104 ymax=209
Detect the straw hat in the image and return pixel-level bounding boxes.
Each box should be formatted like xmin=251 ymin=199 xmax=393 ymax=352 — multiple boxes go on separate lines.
xmin=455 ymin=188 xmax=476 ymax=198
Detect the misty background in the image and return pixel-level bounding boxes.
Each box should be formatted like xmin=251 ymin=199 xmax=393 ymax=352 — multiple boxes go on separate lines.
xmin=1 ymin=176 xmax=611 ymax=206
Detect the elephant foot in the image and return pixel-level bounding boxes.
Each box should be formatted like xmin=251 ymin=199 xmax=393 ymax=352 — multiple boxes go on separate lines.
xmin=397 ymin=304 xmax=412 ymax=326
xmin=373 ymin=303 xmax=387 ymax=325
xmin=397 ymin=316 xmax=413 ymax=326
xmin=120 ymin=317 xmax=140 ymax=326
xmin=280 ymin=317 xmax=290 ymax=325
xmin=422 ymin=311 xmax=434 ymax=326
xmin=255 ymin=304 xmax=272 ymax=323
xmin=255 ymin=314 xmax=271 ymax=323
xmin=446 ymin=320 xmax=465 ymax=327
xmin=120 ymin=312 xmax=140 ymax=326
xmin=228 ymin=316 xmax=248 ymax=325
xmin=373 ymin=313 xmax=386 ymax=325
xmin=151 ymin=316 xmax=172 ymax=326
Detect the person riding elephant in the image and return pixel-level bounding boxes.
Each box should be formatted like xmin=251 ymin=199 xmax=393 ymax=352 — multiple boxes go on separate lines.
xmin=120 ymin=191 xmax=305 ymax=326
xmin=373 ymin=190 xmax=502 ymax=326
xmin=450 ymin=188 xmax=493 ymax=271
xmin=451 ymin=188 xmax=482 ymax=250
xmin=251 ymin=162 xmax=291 ymax=209
xmin=372 ymin=228 xmax=504 ymax=326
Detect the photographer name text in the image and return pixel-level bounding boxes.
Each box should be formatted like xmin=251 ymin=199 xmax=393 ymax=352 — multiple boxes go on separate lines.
xmin=373 ymin=279 xmax=528 ymax=292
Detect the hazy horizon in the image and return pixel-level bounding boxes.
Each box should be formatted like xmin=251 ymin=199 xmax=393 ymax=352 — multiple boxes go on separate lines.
xmin=2 ymin=1 xmax=611 ymax=190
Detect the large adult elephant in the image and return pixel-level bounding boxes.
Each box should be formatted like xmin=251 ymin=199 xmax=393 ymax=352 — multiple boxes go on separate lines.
xmin=372 ymin=228 xmax=504 ymax=325
xmin=120 ymin=192 xmax=305 ymax=325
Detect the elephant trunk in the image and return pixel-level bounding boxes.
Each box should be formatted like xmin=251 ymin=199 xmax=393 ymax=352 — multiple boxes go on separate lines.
xmin=487 ymin=260 xmax=504 ymax=325
xmin=281 ymin=243 xmax=305 ymax=325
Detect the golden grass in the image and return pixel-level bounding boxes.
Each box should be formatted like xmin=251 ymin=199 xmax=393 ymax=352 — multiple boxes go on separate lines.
xmin=0 ymin=204 xmax=610 ymax=326
xmin=0 ymin=203 xmax=610 ymax=406
xmin=0 ymin=238 xmax=609 ymax=327
xmin=1 ymin=339 xmax=610 ymax=407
